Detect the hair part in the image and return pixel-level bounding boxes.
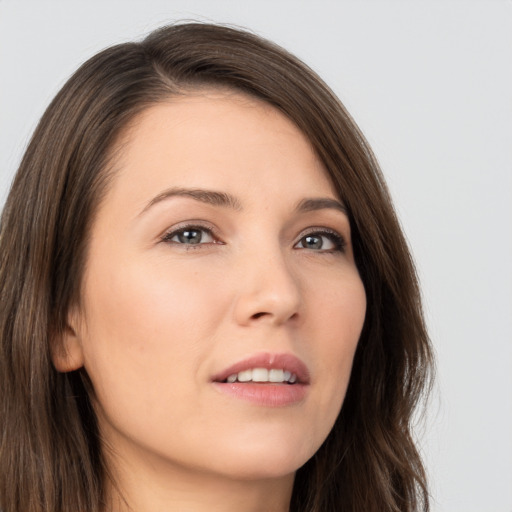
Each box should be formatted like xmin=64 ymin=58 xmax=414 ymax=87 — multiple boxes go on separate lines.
xmin=0 ymin=22 xmax=433 ymax=512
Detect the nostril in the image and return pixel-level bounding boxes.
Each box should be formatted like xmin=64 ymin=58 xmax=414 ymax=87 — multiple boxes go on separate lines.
xmin=251 ymin=312 xmax=267 ymax=320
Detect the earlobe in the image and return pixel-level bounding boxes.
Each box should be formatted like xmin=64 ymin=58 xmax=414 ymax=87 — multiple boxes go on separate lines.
xmin=51 ymin=322 xmax=85 ymax=373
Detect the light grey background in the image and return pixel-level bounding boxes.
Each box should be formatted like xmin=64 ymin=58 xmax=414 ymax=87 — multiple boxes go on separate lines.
xmin=1 ymin=1 xmax=511 ymax=511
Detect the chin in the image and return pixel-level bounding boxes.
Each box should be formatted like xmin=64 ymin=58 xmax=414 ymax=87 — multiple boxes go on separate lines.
xmin=202 ymin=431 xmax=318 ymax=481
xmin=217 ymin=458 xmax=304 ymax=482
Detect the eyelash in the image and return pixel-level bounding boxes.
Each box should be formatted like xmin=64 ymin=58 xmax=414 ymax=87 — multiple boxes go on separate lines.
xmin=296 ymin=228 xmax=346 ymax=253
xmin=160 ymin=224 xmax=346 ymax=253
xmin=160 ymin=223 xmax=220 ymax=248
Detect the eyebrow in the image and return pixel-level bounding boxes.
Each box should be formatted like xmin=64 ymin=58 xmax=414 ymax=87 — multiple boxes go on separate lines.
xmin=294 ymin=197 xmax=348 ymax=215
xmin=139 ymin=187 xmax=347 ymax=216
xmin=140 ymin=187 xmax=243 ymax=215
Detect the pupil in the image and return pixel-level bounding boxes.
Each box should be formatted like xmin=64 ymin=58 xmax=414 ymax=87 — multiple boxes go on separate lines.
xmin=304 ymin=235 xmax=322 ymax=249
xmin=179 ymin=230 xmax=202 ymax=244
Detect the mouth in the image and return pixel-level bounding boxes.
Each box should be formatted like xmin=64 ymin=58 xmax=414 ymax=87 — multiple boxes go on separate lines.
xmin=212 ymin=352 xmax=309 ymax=384
xmin=222 ymin=368 xmax=298 ymax=384
xmin=211 ymin=352 xmax=310 ymax=407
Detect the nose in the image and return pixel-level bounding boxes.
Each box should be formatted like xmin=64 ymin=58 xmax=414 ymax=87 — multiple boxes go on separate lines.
xmin=232 ymin=248 xmax=302 ymax=327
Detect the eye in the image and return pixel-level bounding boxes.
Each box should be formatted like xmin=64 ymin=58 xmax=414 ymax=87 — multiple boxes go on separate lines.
xmin=161 ymin=225 xmax=216 ymax=245
xmin=294 ymin=230 xmax=346 ymax=252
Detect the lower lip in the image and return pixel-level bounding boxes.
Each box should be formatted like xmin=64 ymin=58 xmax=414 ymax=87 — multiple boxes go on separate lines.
xmin=212 ymin=382 xmax=308 ymax=407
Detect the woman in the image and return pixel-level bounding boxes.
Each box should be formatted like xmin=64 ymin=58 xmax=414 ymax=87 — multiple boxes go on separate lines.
xmin=0 ymin=23 xmax=433 ymax=512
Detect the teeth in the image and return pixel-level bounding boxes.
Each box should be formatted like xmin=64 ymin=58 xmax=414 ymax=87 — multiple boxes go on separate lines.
xmin=252 ymin=368 xmax=269 ymax=382
xmin=224 ymin=368 xmax=297 ymax=384
xmin=268 ymin=369 xmax=284 ymax=382
xmin=238 ymin=370 xmax=252 ymax=382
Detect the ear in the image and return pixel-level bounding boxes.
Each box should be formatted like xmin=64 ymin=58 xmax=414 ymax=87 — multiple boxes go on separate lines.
xmin=51 ymin=312 xmax=85 ymax=373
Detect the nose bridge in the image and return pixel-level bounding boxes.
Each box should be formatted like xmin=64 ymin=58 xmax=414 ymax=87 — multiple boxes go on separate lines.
xmin=233 ymin=236 xmax=302 ymax=326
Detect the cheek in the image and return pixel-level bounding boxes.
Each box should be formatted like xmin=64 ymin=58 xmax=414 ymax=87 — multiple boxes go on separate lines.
xmin=77 ymin=258 xmax=226 ymax=409
xmin=312 ymin=265 xmax=366 ymax=347
xmin=308 ymin=271 xmax=366 ymax=411
xmin=84 ymin=255 xmax=222 ymax=342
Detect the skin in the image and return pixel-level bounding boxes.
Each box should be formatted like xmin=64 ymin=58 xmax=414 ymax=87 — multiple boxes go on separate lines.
xmin=55 ymin=90 xmax=367 ymax=512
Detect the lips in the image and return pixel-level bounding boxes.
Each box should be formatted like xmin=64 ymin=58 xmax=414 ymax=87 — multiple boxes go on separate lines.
xmin=211 ymin=352 xmax=310 ymax=407
xmin=211 ymin=352 xmax=310 ymax=385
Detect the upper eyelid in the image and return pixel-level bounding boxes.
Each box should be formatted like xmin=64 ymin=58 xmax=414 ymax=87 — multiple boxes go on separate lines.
xmin=296 ymin=229 xmax=346 ymax=249
xmin=160 ymin=222 xmax=219 ymax=240
xmin=298 ymin=226 xmax=342 ymax=237
xmin=296 ymin=226 xmax=347 ymax=242
xmin=161 ymin=224 xmax=344 ymax=237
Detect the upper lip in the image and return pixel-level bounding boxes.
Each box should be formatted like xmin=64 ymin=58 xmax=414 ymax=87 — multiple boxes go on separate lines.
xmin=211 ymin=352 xmax=310 ymax=384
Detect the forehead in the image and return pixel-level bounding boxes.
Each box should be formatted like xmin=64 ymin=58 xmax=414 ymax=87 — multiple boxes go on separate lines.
xmin=104 ymin=90 xmax=337 ymax=214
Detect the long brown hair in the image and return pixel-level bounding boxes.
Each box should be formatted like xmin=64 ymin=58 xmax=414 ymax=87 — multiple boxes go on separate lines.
xmin=0 ymin=22 xmax=433 ymax=511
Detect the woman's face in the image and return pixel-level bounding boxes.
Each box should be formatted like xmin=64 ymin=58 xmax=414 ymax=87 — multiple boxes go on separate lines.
xmin=63 ymin=91 xmax=366 ymax=482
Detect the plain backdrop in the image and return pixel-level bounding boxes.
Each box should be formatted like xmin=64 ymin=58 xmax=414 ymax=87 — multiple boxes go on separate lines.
xmin=1 ymin=1 xmax=511 ymax=511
